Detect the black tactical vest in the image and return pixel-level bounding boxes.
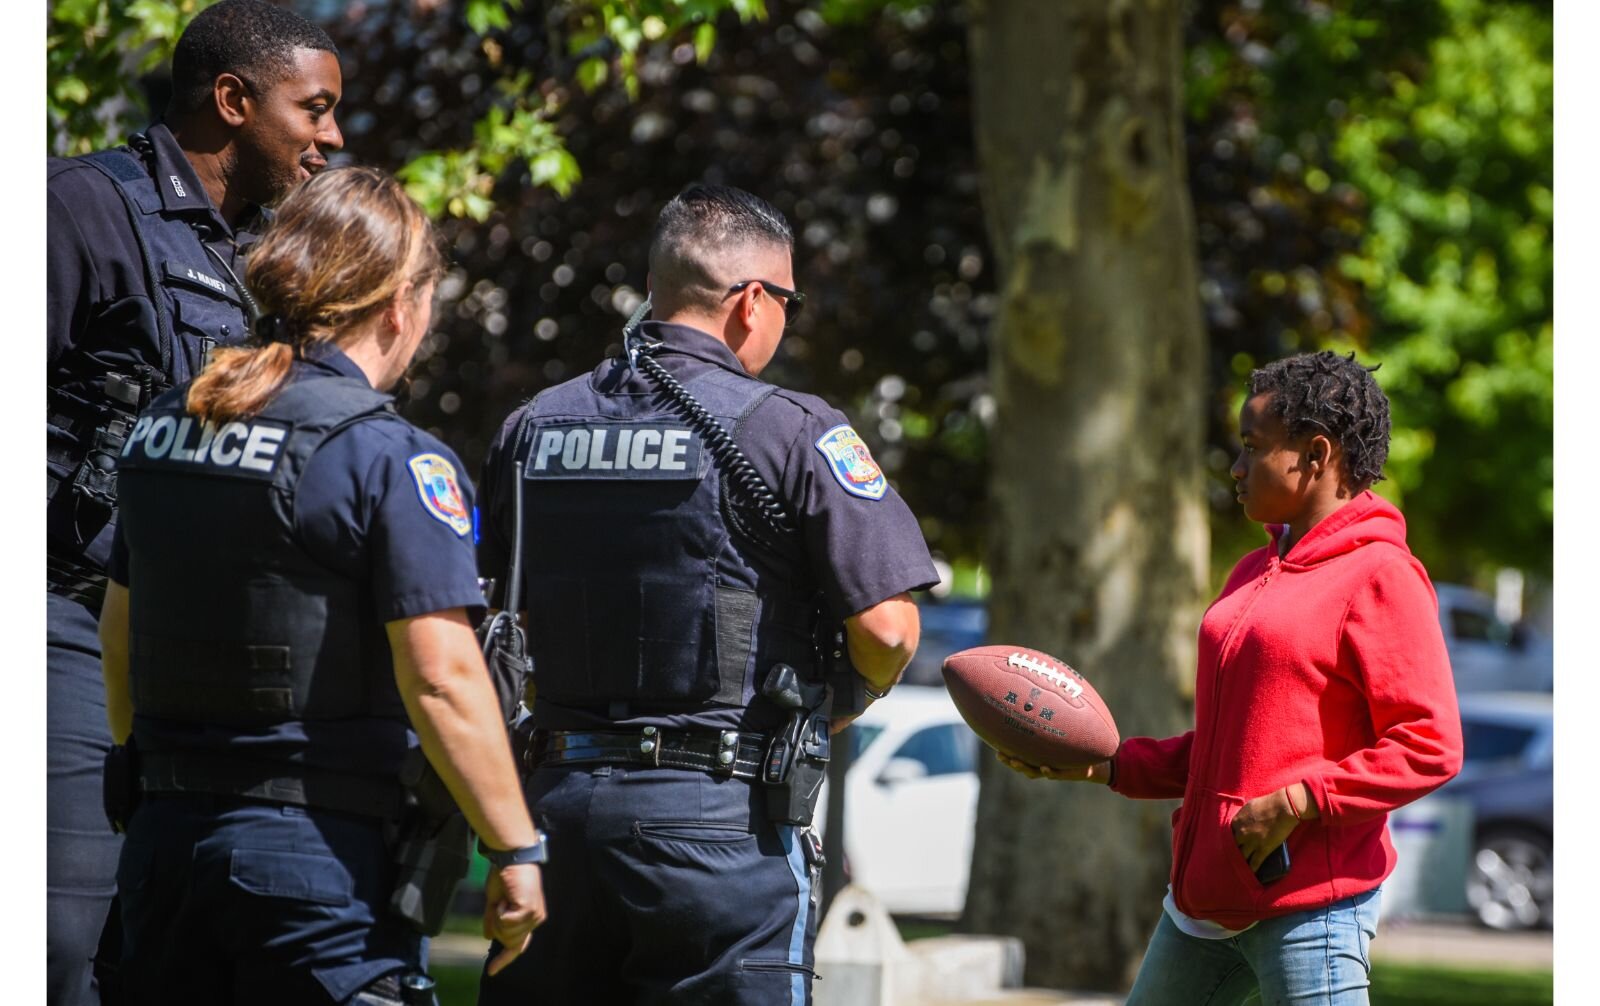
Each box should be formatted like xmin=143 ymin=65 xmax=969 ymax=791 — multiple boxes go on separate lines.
xmin=116 ymin=377 xmax=405 ymax=729
xmin=515 ymin=362 xmax=819 ymax=718
xmin=47 ymin=143 xmax=253 ymax=592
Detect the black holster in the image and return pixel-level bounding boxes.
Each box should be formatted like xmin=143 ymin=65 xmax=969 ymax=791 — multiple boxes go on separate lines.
xmin=388 ymin=749 xmax=472 ymax=936
xmin=102 ymin=742 xmax=141 ymax=834
xmin=760 ymin=664 xmax=832 ymax=827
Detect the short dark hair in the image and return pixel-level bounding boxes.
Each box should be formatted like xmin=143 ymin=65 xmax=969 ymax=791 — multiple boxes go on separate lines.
xmin=167 ymin=0 xmax=337 ymax=121
xmin=648 ymin=184 xmax=793 ymax=315
xmin=1249 ymin=350 xmax=1392 ymax=488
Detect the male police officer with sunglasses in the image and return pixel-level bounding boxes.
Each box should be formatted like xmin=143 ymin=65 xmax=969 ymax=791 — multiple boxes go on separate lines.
xmin=475 ymin=184 xmax=938 ymax=1004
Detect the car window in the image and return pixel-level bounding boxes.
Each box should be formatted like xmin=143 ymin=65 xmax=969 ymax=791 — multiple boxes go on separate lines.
xmin=889 ymin=723 xmax=978 ymax=777
xmin=1461 ymin=720 xmax=1536 ymax=763
xmin=850 ymin=724 xmax=885 ymax=760
xmin=1450 ymin=607 xmax=1511 ymax=646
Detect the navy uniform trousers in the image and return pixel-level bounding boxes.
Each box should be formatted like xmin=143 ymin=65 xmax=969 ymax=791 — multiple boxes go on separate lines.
xmin=478 ymin=764 xmax=821 ymax=1006
xmin=47 ymin=592 xmax=121 ymax=1006
xmin=112 ymin=794 xmax=424 ymax=1005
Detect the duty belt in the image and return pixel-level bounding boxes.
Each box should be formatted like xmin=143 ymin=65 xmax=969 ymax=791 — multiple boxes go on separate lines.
xmin=528 ymin=728 xmax=768 ymax=780
xmin=139 ymin=750 xmax=405 ymax=820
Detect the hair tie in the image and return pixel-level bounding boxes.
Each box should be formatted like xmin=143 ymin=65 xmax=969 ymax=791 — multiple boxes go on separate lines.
xmin=254 ymin=313 xmax=290 ymax=344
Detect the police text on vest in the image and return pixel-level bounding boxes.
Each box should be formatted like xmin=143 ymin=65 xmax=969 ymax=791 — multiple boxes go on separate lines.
xmin=122 ymin=413 xmax=287 ymax=474
xmin=531 ymin=426 xmax=693 ymax=473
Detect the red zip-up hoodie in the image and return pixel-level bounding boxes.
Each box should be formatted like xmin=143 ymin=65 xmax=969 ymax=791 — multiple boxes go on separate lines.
xmin=1111 ymin=491 xmax=1463 ymax=929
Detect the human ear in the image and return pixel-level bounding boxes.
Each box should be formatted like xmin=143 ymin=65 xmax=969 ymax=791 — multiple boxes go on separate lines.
xmin=738 ymin=285 xmax=761 ymax=332
xmin=213 ymin=74 xmax=251 ymax=128
xmin=384 ymin=288 xmax=411 ymax=335
xmin=1306 ymin=434 xmax=1333 ymax=474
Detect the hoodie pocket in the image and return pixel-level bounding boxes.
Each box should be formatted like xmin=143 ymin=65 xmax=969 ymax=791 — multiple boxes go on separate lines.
xmin=1174 ymin=789 xmax=1264 ymax=920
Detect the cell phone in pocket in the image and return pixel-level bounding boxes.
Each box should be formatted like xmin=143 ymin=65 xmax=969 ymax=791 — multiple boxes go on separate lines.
xmin=1255 ymin=843 xmax=1291 ymax=884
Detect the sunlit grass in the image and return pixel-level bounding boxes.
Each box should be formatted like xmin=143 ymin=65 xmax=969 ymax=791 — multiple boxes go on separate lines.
xmin=425 ymin=960 xmax=1554 ymax=1005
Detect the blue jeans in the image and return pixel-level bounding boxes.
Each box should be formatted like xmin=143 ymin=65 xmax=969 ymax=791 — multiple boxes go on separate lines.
xmin=1126 ymin=888 xmax=1381 ymax=1006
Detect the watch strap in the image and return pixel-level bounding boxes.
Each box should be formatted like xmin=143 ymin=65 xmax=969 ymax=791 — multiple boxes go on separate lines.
xmin=478 ymin=833 xmax=548 ymax=868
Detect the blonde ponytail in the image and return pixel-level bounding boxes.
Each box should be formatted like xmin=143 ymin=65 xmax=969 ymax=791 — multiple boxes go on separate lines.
xmin=182 ymin=166 xmax=442 ymax=424
xmin=186 ymin=342 xmax=296 ymax=423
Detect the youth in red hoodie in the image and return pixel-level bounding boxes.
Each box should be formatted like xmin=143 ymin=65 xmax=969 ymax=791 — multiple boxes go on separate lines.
xmin=1110 ymin=489 xmax=1465 ymax=929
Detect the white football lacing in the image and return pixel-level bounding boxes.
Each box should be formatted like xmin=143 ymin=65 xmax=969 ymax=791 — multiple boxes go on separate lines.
xmin=1006 ymin=652 xmax=1084 ymax=698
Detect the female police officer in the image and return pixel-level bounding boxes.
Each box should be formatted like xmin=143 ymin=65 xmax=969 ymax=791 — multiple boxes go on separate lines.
xmin=97 ymin=166 xmax=547 ymax=1004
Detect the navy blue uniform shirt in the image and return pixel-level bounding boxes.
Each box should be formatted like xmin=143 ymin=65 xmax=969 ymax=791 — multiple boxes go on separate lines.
xmin=108 ymin=345 xmax=487 ymax=773
xmin=49 ymin=123 xmax=264 ymax=570
xmin=48 ymin=122 xmax=262 ymax=375
xmin=479 ymin=321 xmax=939 ymax=730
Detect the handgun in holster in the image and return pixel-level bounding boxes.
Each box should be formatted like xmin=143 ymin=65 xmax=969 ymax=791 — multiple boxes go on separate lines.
xmin=760 ymin=663 xmax=832 ymax=827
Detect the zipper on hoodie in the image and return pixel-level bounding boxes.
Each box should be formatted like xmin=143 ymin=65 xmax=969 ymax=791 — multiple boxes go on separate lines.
xmin=1173 ymin=554 xmax=1280 ymax=906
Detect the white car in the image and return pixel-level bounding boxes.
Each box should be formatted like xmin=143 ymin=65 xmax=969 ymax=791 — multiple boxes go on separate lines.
xmin=1435 ymin=584 xmax=1552 ymax=692
xmin=813 ymin=685 xmax=979 ymax=917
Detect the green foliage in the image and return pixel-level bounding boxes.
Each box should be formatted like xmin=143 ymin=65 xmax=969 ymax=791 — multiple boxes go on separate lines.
xmin=47 ymin=0 xmax=219 ymax=155
xmin=1186 ymin=0 xmax=1552 ymax=583
xmin=1331 ymin=0 xmax=1552 ymax=577
xmin=399 ymin=90 xmax=580 ymax=221
xmin=404 ymin=0 xmax=780 ymax=218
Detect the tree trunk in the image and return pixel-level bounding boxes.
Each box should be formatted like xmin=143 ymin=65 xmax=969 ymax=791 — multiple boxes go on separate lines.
xmin=961 ymin=0 xmax=1209 ymax=991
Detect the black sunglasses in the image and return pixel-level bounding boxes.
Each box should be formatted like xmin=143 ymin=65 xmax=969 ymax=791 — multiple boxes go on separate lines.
xmin=727 ymin=280 xmax=806 ymax=325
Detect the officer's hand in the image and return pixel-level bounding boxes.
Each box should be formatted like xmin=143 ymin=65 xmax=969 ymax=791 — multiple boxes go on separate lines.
xmin=483 ymin=863 xmax=547 ymax=977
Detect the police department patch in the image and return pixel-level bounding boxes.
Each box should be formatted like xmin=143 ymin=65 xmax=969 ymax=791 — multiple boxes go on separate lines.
xmin=407 ymin=453 xmax=472 ymax=536
xmin=814 ymin=424 xmax=887 ymax=501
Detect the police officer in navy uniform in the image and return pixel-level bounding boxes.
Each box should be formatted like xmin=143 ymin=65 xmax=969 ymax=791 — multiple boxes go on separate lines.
xmin=47 ymin=4 xmax=346 ymax=1000
xmin=98 ymin=167 xmax=548 ymax=1004
xmin=475 ymin=185 xmax=938 ymax=1004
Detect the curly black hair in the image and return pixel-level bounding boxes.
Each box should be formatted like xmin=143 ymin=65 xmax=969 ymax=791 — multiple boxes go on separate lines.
xmin=1248 ymin=351 xmax=1391 ymax=488
xmin=167 ymin=0 xmax=337 ymax=121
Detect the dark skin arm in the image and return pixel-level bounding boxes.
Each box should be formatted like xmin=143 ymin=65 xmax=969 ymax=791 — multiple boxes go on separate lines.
xmin=1230 ymin=782 xmax=1319 ymax=871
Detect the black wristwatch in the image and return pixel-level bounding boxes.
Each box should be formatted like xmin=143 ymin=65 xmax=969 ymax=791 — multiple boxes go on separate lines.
xmin=478 ymin=832 xmax=549 ymax=868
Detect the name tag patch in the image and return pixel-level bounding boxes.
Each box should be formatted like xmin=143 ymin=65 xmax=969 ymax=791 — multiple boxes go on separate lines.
xmin=408 ymin=453 xmax=472 ymax=536
xmin=814 ymin=424 xmax=887 ymax=500
xmin=120 ymin=412 xmax=288 ymax=479
xmin=164 ymin=260 xmax=241 ymax=303
xmin=522 ymin=422 xmax=706 ymax=481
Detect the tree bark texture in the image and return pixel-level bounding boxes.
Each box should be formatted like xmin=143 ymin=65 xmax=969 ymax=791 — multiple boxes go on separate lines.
xmin=961 ymin=0 xmax=1209 ymax=991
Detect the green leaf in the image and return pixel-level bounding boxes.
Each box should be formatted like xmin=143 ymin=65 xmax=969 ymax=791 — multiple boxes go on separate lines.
xmin=528 ymin=148 xmax=580 ymax=198
xmin=53 ymin=76 xmax=91 ymax=105
xmin=466 ymin=0 xmax=510 ymax=36
xmin=694 ymin=23 xmax=717 ymax=64
xmin=576 ymin=57 xmax=608 ymax=93
xmin=50 ymin=0 xmax=103 ymax=29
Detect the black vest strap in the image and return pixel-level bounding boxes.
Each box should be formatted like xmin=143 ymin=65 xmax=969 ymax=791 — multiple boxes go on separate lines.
xmin=79 ymin=150 xmax=176 ymax=376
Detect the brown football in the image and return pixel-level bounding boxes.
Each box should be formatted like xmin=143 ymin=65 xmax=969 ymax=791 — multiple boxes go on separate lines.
xmin=942 ymin=645 xmax=1119 ymax=769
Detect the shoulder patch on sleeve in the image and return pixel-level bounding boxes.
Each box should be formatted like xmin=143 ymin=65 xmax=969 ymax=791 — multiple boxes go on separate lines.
xmin=407 ymin=452 xmax=472 ymax=536
xmin=814 ymin=424 xmax=888 ymax=501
